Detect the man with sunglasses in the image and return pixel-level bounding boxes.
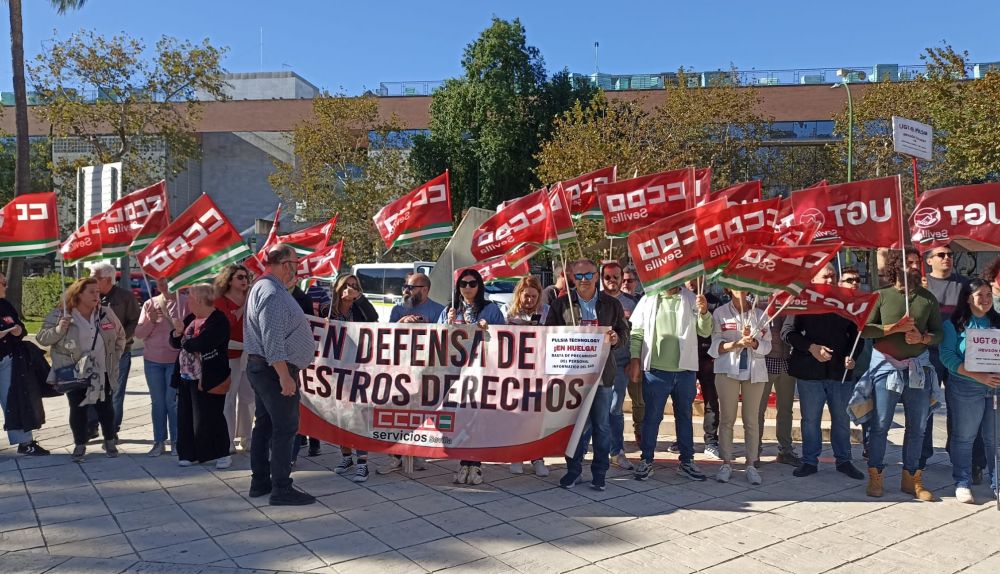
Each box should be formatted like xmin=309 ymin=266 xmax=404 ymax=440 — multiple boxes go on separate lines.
xmin=545 ymin=259 xmax=629 ymax=491
xmin=599 ymin=261 xmax=639 ymax=469
xmin=389 ymin=273 xmax=443 ymax=324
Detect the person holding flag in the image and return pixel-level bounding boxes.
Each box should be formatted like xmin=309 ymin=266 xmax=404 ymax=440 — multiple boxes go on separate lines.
xmin=781 ymin=264 xmax=865 ymax=480
xmin=857 ymin=252 xmax=942 ymax=501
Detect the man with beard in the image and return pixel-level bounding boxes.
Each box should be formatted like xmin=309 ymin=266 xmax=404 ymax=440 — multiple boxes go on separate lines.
xmin=860 ymin=252 xmax=942 ymax=501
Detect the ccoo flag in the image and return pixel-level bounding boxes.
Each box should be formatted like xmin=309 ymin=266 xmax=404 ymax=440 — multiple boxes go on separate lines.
xmin=0 ymin=192 xmax=60 ymax=257
xmin=373 ymin=172 xmax=453 ymax=249
xmin=718 ymin=242 xmax=843 ymax=297
xmin=98 ymin=180 xmax=168 ymax=257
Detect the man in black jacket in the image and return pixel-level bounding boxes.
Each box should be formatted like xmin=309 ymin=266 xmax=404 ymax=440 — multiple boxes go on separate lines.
xmin=545 ymin=259 xmax=629 ymax=491
xmin=781 ymin=264 xmax=864 ymax=479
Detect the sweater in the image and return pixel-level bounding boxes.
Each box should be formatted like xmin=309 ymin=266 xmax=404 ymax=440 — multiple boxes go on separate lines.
xmin=708 ymin=303 xmax=772 ymax=383
xmin=861 ymin=286 xmax=942 ymax=359
xmin=782 ymin=312 xmax=860 ymax=381
xmin=940 ymin=315 xmax=996 ymax=387
xmin=135 ymin=294 xmax=189 ymax=364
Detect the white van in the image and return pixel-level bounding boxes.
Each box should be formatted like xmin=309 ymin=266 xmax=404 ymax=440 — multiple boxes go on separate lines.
xmin=352 ymin=262 xmax=435 ymax=321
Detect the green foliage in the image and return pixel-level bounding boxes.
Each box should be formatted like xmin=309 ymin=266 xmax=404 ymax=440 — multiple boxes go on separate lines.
xmin=0 ymin=138 xmax=54 ymax=206
xmin=410 ymin=17 xmax=595 ymax=212
xmin=22 ymin=273 xmax=71 ymax=318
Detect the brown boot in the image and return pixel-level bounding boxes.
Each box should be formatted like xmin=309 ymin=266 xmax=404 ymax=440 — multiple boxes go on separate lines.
xmin=866 ymin=467 xmax=883 ymax=497
xmin=901 ymin=469 xmax=935 ymax=501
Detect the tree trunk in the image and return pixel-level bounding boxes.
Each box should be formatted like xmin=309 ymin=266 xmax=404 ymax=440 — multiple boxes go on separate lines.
xmin=6 ymin=0 xmax=29 ymax=310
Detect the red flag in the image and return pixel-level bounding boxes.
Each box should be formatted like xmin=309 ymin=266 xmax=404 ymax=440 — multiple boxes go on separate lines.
xmin=373 ymin=172 xmax=453 ymax=249
xmin=98 ymin=180 xmax=168 ymax=257
xmin=718 ymin=242 xmax=843 ymax=296
xmin=711 ymin=180 xmax=762 ymax=205
xmin=910 ymin=182 xmax=1000 ymax=251
xmin=627 ymin=204 xmax=705 ymax=293
xmin=0 ymin=192 xmax=60 ymax=257
xmin=773 ymin=219 xmax=822 ymax=247
xmin=128 ymin=200 xmax=170 ymax=253
xmin=598 ymin=167 xmax=694 ymax=236
xmin=776 ymin=197 xmax=796 ymax=230
xmin=454 ymin=255 xmax=530 ymax=284
xmin=297 ymin=239 xmax=343 ymax=282
xmin=791 ymin=176 xmax=903 ymax=248
xmin=697 ymin=197 xmax=781 ymax=278
xmin=246 ymin=205 xmax=282 ymax=276
xmin=770 ymin=284 xmax=879 ymax=331
xmin=138 ymin=194 xmax=252 ymax=292
xmin=280 ymin=214 xmax=338 ymax=256
xmin=559 ymin=166 xmax=616 ymax=219
xmin=472 ymin=188 xmax=550 ymax=262
xmin=693 ymin=167 xmax=712 ymax=206
xmin=545 ymin=184 xmax=577 ymax=248
xmin=61 ymin=213 xmax=104 ymax=264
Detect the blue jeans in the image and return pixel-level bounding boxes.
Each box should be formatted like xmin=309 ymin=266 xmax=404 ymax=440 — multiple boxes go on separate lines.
xmin=867 ymin=372 xmax=933 ymax=473
xmin=797 ymin=378 xmax=853 ymax=467
xmin=946 ymin=377 xmax=998 ymax=490
xmin=566 ymin=385 xmax=612 ymax=481
xmin=640 ymin=370 xmax=697 ymax=463
xmin=112 ymin=351 xmax=132 ymax=433
xmin=609 ymin=350 xmax=630 ymax=455
xmin=145 ymin=360 xmax=178 ymax=444
xmin=0 ymin=355 xmax=33 ymax=445
xmin=248 ymin=357 xmax=300 ymax=490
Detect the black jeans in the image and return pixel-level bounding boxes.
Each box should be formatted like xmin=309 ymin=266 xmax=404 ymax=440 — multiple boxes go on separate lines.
xmin=248 ymin=356 xmax=300 ymax=490
xmin=68 ymin=377 xmax=115 ymax=446
xmin=697 ymin=356 xmax=720 ymax=447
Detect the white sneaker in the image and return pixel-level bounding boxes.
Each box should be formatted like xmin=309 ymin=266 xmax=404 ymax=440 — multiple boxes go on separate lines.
xmin=613 ymin=452 xmax=634 ymax=471
xmin=955 ymin=486 xmax=975 ymax=504
xmin=468 ymin=466 xmax=484 ymax=485
xmin=147 ymin=442 xmax=164 ymax=457
xmin=215 ymin=456 xmax=232 ymax=470
xmin=510 ymin=462 xmax=524 ymax=474
xmin=178 ymin=460 xmax=193 ymax=467
xmin=746 ymin=465 xmax=763 ymax=485
xmin=532 ymin=459 xmax=549 ymax=477
xmin=377 ymin=456 xmax=403 ymax=475
xmin=454 ymin=465 xmax=470 ymax=484
xmin=716 ymin=463 xmax=732 ymax=483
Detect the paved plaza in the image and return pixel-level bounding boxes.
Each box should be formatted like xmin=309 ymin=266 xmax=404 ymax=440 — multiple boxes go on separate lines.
xmin=2 ymin=355 xmax=1000 ymax=574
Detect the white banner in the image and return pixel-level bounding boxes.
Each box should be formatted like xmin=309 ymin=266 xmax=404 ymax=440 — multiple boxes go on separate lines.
xmin=964 ymin=328 xmax=1000 ymax=373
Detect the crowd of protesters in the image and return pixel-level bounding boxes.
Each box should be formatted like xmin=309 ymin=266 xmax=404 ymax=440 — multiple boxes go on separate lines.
xmin=3 ymin=242 xmax=1000 ymax=507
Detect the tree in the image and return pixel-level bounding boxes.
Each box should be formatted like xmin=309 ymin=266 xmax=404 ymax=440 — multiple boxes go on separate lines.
xmin=410 ymin=17 xmax=594 ymax=213
xmin=0 ymin=138 xmax=54 ymax=204
xmin=4 ymin=0 xmax=87 ymax=309
xmin=269 ymin=95 xmax=421 ymax=266
xmin=29 ymin=29 xmax=228 ymax=191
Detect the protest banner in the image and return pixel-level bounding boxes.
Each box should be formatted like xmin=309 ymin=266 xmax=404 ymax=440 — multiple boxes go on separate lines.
xmin=297 ymin=320 xmax=611 ymax=460
xmin=0 ymin=192 xmax=60 ymax=257
xmin=373 ymin=172 xmax=453 ymax=249
xmin=559 ymin=166 xmax=616 ymax=219
xmin=910 ymin=182 xmax=1000 ymax=251
xmin=791 ymin=176 xmax=903 ymax=248
xmin=964 ymin=329 xmax=1000 ymax=373
xmin=597 ymin=167 xmax=694 ymax=237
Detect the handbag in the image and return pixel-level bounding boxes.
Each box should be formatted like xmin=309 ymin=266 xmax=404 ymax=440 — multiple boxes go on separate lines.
xmin=50 ymin=318 xmax=101 ymax=395
xmin=202 ymin=375 xmax=232 ymax=396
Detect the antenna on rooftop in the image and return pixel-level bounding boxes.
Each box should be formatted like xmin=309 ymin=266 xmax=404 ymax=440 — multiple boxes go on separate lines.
xmin=594 ymin=41 xmax=600 ymax=75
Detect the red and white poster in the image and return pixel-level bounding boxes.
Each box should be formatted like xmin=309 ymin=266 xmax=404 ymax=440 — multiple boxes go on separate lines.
xmin=559 ymin=166 xmax=616 ymax=219
xmin=791 ymin=176 xmax=903 ymax=248
xmin=137 ymin=194 xmax=251 ymax=292
xmin=598 ymin=167 xmax=694 ymax=237
xmin=770 ymin=284 xmax=880 ymax=330
xmin=472 ymin=188 xmax=550 ymax=262
xmin=910 ymin=182 xmax=1000 ymax=251
xmin=98 ymin=180 xmax=168 ymax=257
xmin=0 ymin=192 xmax=60 ymax=257
xmin=373 ymin=172 xmax=453 ymax=249
xmin=297 ymin=320 xmax=611 ymax=460
xmin=627 ymin=203 xmax=705 ymax=293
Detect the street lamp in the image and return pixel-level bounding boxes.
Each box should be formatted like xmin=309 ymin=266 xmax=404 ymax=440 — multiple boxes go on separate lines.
xmin=832 ymin=68 xmax=866 ymax=183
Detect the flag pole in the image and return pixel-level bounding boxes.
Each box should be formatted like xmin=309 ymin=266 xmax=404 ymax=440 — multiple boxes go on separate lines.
xmin=59 ymin=259 xmax=68 ymax=315
xmin=608 ymin=237 xmax=613 ymax=264
xmin=896 ymin=175 xmax=910 ymax=316
xmin=839 ymin=330 xmax=864 ymax=384
xmin=912 ymin=157 xmax=925 ymax=285
xmin=557 ymin=246 xmax=576 ymax=327
xmin=450 ymin=248 xmax=457 ymax=320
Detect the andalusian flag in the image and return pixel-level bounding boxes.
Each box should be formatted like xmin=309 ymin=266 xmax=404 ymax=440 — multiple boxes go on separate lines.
xmin=0 ymin=192 xmax=60 ymax=257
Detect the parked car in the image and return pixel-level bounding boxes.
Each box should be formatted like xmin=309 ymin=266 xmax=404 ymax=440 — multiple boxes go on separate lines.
xmin=116 ymin=271 xmax=159 ymax=303
xmin=352 ymin=262 xmax=435 ymax=321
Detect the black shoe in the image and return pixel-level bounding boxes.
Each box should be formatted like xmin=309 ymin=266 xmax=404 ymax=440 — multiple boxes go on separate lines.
xmin=308 ymin=445 xmax=321 ymax=457
xmin=87 ymin=425 xmax=99 ymax=440
xmin=559 ymin=472 xmax=582 ymax=489
xmin=17 ymin=442 xmax=50 ymax=456
xmin=793 ymin=463 xmax=818 ymax=477
xmin=297 ymin=435 xmax=308 ymax=446
xmin=590 ymin=477 xmax=607 ymax=491
xmin=269 ymin=486 xmax=316 ymax=506
xmin=836 ymin=462 xmax=865 ymax=480
xmin=972 ymin=466 xmax=984 ymax=486
xmin=667 ymin=442 xmax=680 ymax=454
xmin=249 ymin=479 xmax=272 ymax=498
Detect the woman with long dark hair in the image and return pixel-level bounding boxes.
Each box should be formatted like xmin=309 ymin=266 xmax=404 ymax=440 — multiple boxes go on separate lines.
xmin=438 ymin=268 xmax=505 ymax=485
xmin=940 ymin=278 xmax=1000 ymax=503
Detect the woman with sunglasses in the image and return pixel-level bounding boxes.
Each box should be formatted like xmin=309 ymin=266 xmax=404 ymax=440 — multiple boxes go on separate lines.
xmin=327 ymin=274 xmax=378 ymax=482
xmin=438 ymin=268 xmax=505 ymax=485
xmin=503 ymin=275 xmax=549 ymax=477
xmin=214 ymin=264 xmax=253 ymax=454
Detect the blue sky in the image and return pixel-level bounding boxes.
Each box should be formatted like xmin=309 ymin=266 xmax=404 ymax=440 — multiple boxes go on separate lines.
xmin=5 ymin=0 xmax=998 ymax=94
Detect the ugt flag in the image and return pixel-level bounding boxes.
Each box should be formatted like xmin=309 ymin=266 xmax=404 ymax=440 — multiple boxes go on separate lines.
xmin=0 ymin=192 xmax=60 ymax=257
xmin=62 ymin=213 xmax=104 ymax=264
xmin=137 ymin=194 xmax=252 ymax=292
xmin=558 ymin=166 xmax=616 ymax=219
xmin=769 ymin=284 xmax=880 ymax=331
xmin=598 ymin=167 xmax=694 ymax=237
xmin=791 ymin=176 xmax=903 ymax=248
xmin=98 ymin=180 xmax=168 ymax=257
xmin=373 ymin=172 xmax=453 ymax=249
xmin=910 ymin=182 xmax=1000 ymax=251
xmin=627 ymin=202 xmax=709 ymax=294
xmin=718 ymin=242 xmax=842 ymax=297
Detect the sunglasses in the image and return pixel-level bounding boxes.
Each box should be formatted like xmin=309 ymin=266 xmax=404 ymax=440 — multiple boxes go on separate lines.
xmin=841 ymin=277 xmax=861 ymax=284
xmin=622 ymin=278 xmax=636 ymax=284
xmin=402 ymin=284 xmax=428 ymax=291
xmin=459 ymin=280 xmax=479 ymax=288
xmin=932 ymin=252 xmax=954 ymax=259
xmin=574 ymin=272 xmax=596 ymax=281
xmin=603 ymin=275 xmax=621 ymax=282
xmin=233 ymin=274 xmax=249 ymax=280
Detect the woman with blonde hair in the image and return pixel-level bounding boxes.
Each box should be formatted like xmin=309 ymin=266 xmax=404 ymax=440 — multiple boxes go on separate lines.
xmin=214 ymin=264 xmax=252 ymax=453
xmin=37 ymin=277 xmax=126 ymax=462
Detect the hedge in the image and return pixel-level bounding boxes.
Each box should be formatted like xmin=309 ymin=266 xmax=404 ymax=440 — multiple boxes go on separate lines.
xmin=22 ymin=274 xmax=73 ymax=318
